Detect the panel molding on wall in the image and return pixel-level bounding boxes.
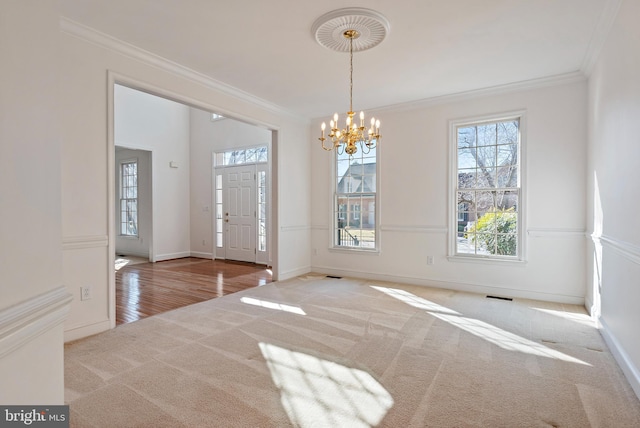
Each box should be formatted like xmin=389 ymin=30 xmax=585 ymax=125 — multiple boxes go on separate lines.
xmin=0 ymin=287 xmax=73 ymax=359
xmin=381 ymin=225 xmax=448 ymax=234
xmin=597 ymin=234 xmax=640 ymax=265
xmin=62 ymin=235 xmax=109 ymax=250
xmin=527 ymin=228 xmax=586 ymax=238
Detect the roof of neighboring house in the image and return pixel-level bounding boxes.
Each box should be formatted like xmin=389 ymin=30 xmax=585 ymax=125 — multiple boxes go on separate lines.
xmin=338 ymin=162 xmax=376 ymax=193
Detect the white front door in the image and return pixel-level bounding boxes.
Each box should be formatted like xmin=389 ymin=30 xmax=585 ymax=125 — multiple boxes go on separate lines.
xmin=223 ymin=165 xmax=256 ymax=262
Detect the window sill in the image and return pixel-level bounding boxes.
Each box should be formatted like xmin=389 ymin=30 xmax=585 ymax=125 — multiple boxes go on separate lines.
xmin=329 ymin=246 xmax=380 ymax=256
xmin=119 ymin=235 xmax=139 ymax=240
xmin=447 ymin=255 xmax=527 ymax=266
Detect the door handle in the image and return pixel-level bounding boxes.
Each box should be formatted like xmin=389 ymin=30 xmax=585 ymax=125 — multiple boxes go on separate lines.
xmin=224 ymin=219 xmax=229 ymax=223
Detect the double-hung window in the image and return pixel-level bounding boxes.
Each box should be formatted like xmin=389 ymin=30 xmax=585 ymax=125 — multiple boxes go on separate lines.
xmin=335 ymin=146 xmax=377 ymax=250
xmin=120 ymin=160 xmax=138 ymax=236
xmin=452 ymin=114 xmax=523 ymax=259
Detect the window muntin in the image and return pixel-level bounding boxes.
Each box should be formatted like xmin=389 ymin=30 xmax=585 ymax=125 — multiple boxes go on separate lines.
xmin=335 ymin=147 xmax=377 ymax=250
xmin=454 ymin=118 xmax=520 ymax=258
xmin=120 ymin=160 xmax=138 ymax=236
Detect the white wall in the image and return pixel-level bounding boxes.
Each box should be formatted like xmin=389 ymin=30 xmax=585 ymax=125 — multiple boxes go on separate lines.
xmin=59 ymin=19 xmax=310 ymax=340
xmin=586 ymin=0 xmax=640 ymax=398
xmin=115 ymin=85 xmax=191 ymax=261
xmin=311 ymin=80 xmax=588 ymax=304
xmin=114 ymin=147 xmax=152 ymax=258
xmin=190 ymin=109 xmax=272 ymax=260
xmin=0 ymin=1 xmax=71 ymax=404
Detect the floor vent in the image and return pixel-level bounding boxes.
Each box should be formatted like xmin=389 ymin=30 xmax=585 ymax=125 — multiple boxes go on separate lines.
xmin=326 ymin=275 xmax=343 ymax=279
xmin=486 ymin=295 xmax=513 ymax=301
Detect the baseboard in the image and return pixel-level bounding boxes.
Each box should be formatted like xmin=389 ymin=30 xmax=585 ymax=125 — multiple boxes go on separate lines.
xmin=190 ymin=251 xmax=213 ymax=259
xmin=279 ymin=266 xmax=312 ymax=281
xmin=599 ymin=317 xmax=640 ymax=401
xmin=155 ymin=251 xmax=191 ymax=262
xmin=0 ymin=287 xmax=73 ymax=359
xmin=311 ymin=265 xmax=584 ymax=305
xmin=64 ymin=319 xmax=111 ymax=343
xmin=115 ymin=250 xmax=148 ymax=259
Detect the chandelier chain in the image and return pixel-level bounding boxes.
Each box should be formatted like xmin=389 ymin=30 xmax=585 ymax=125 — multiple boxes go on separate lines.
xmin=349 ymin=35 xmax=353 ymax=113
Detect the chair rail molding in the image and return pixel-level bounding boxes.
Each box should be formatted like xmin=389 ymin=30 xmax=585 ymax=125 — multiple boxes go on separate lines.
xmin=0 ymin=287 xmax=73 ymax=359
xmin=594 ymin=234 xmax=640 ymax=266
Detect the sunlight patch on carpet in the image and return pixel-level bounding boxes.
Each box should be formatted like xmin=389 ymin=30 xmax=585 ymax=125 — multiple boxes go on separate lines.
xmin=370 ymin=286 xmax=461 ymax=315
xmin=371 ymin=286 xmax=590 ymax=366
xmin=259 ymin=342 xmax=393 ymax=428
xmin=532 ymin=308 xmax=595 ymax=327
xmin=241 ymin=297 xmax=306 ymax=315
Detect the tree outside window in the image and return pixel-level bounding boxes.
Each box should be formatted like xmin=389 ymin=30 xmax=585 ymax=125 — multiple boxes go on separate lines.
xmin=455 ymin=118 xmax=521 ymax=257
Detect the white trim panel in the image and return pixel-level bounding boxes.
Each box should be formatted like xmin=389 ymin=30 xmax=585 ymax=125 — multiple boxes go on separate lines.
xmin=0 ymin=287 xmax=73 ymax=359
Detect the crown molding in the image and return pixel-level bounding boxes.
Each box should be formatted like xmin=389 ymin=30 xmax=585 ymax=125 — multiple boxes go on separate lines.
xmin=580 ymin=0 xmax=623 ymax=76
xmin=365 ymin=71 xmax=587 ymax=116
xmin=59 ymin=17 xmax=304 ymax=121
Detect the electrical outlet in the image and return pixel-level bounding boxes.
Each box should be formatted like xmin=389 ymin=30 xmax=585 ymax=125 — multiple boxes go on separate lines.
xmin=81 ymin=286 xmax=92 ymax=301
xmin=313 ymin=248 xmax=318 ymax=256
xmin=202 ymin=239 xmax=206 ymax=246
xmin=427 ymin=256 xmax=434 ymax=265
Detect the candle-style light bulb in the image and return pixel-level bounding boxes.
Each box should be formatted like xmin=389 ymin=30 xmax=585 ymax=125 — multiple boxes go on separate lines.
xmin=359 ymin=111 xmax=364 ymax=127
xmin=333 ymin=113 xmax=339 ymax=123
xmin=330 ymin=120 xmax=334 ymax=129
xmin=376 ymin=120 xmax=380 ymax=131
xmin=321 ymin=122 xmax=326 ymax=138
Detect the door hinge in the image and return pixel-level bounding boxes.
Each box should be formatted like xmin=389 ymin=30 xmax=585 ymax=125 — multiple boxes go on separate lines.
xmin=254 ymin=248 xmax=257 ymax=254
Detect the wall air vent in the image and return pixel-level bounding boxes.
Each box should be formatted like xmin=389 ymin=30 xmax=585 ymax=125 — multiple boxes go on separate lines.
xmin=486 ymin=295 xmax=513 ymax=301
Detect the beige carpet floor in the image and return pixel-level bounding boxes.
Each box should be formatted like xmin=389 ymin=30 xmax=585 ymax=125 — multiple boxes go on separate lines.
xmin=64 ymin=275 xmax=640 ymax=427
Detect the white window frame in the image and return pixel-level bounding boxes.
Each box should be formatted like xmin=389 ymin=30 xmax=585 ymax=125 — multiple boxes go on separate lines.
xmin=448 ymin=111 xmax=526 ymax=263
xmin=331 ymin=146 xmax=380 ymax=253
xmin=119 ymin=158 xmax=139 ymax=237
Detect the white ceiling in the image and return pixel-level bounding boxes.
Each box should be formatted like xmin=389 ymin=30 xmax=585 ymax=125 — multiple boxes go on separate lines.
xmin=59 ymin=0 xmax=613 ymax=119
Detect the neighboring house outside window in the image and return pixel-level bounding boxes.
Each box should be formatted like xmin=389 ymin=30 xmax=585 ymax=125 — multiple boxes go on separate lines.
xmin=120 ymin=160 xmax=138 ymax=236
xmin=452 ymin=114 xmax=523 ymax=259
xmin=335 ymin=146 xmax=378 ymax=250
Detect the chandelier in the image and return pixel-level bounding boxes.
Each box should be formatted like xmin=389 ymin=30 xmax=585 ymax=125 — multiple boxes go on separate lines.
xmin=312 ymin=8 xmax=389 ymax=156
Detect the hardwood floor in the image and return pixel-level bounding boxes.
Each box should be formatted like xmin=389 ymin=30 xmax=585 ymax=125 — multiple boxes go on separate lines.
xmin=115 ymin=257 xmax=272 ymax=325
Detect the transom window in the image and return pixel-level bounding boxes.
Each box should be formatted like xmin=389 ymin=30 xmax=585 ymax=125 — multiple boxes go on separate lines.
xmin=335 ymin=147 xmax=377 ymax=250
xmin=215 ymin=146 xmax=267 ymax=166
xmin=119 ymin=160 xmax=138 ymax=236
xmin=453 ymin=116 xmax=522 ymax=258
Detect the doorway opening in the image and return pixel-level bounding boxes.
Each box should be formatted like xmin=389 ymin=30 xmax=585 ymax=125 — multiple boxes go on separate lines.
xmin=110 ymin=78 xmax=278 ymax=327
